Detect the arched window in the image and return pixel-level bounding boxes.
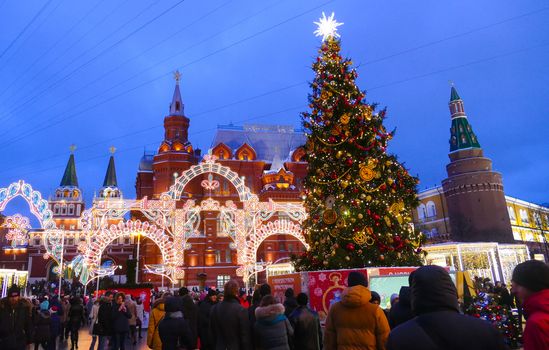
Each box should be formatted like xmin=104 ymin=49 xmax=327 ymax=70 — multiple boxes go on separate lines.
xmin=519 ymin=209 xmax=529 ymax=224
xmin=417 ymin=204 xmax=427 ymax=220
xmin=507 ymin=206 xmax=516 ymax=221
xmin=426 ymin=201 xmax=437 ymax=218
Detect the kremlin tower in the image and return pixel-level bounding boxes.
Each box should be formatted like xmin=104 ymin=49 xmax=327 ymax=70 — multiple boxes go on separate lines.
xmin=441 ymin=86 xmax=514 ymax=242
xmin=151 ymin=71 xmax=200 ymax=196
xmin=49 ymin=146 xmax=85 ymax=227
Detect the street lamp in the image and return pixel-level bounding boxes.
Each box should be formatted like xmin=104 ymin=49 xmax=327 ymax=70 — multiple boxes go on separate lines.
xmin=131 ymin=232 xmax=142 ymax=284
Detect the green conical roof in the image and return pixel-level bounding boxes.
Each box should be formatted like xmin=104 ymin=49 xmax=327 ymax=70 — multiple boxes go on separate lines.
xmin=102 ymin=156 xmax=118 ymax=187
xmin=450 ymin=117 xmax=481 ymax=152
xmin=450 ymin=86 xmax=461 ymax=102
xmin=60 ymin=154 xmax=78 ymax=187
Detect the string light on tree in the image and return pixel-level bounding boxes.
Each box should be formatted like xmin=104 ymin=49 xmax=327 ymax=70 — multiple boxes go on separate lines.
xmin=314 ymin=12 xmax=343 ymax=41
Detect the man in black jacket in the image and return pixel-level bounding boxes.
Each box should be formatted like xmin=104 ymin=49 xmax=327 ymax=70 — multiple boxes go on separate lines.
xmin=0 ymin=285 xmax=32 ymax=350
xmin=387 ymin=265 xmax=509 ymax=350
xmin=210 ymin=280 xmax=252 ymax=350
xmin=388 ymin=286 xmax=413 ymax=329
xmin=198 ymin=289 xmax=217 ymax=350
xmin=178 ymin=287 xmax=198 ymax=349
xmin=288 ymin=293 xmax=322 ymax=350
xmin=96 ymin=291 xmax=114 ymax=350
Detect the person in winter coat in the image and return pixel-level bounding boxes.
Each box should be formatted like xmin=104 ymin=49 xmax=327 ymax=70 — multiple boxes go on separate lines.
xmin=250 ymin=284 xmax=271 ymax=325
xmin=511 ymin=260 xmax=549 ymax=350
xmin=96 ymin=292 xmax=115 ymax=350
xmin=111 ymin=292 xmax=131 ymax=350
xmin=283 ymin=288 xmax=298 ymax=318
xmin=33 ymin=301 xmax=52 ymax=350
xmin=254 ymin=295 xmax=293 ymax=350
xmin=158 ymin=296 xmax=193 ymax=350
xmin=148 ymin=294 xmax=168 ymax=350
xmin=68 ymin=297 xmax=86 ymax=350
xmin=89 ymin=299 xmax=100 ymax=350
xmin=62 ymin=296 xmax=71 ymax=340
xmin=0 ymin=285 xmax=32 ymax=350
xmin=124 ymin=295 xmax=138 ymax=345
xmin=324 ymin=271 xmax=389 ymax=350
xmin=135 ymin=298 xmax=144 ymax=339
xmin=388 ymin=286 xmax=413 ymax=329
xmin=387 ymin=265 xmax=509 ymax=350
xmin=48 ymin=306 xmax=61 ymax=350
xmin=288 ymin=293 xmax=322 ymax=350
xmin=177 ymin=287 xmax=198 ymax=349
xmin=198 ymin=289 xmax=217 ymax=350
xmin=210 ymin=280 xmax=252 ymax=350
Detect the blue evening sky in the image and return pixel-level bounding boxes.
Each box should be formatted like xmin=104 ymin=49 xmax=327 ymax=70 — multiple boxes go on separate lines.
xmin=0 ymin=0 xmax=548 ymax=221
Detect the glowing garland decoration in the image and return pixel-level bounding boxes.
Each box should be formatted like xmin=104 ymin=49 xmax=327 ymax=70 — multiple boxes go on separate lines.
xmin=245 ymin=220 xmax=309 ymax=266
xmin=0 ymin=181 xmax=60 ymax=261
xmin=164 ymin=153 xmax=252 ymax=202
xmin=2 ymin=214 xmax=31 ymax=247
xmin=81 ymin=220 xmax=176 ymax=279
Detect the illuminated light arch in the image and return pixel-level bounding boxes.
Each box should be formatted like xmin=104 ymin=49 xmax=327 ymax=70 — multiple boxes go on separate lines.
xmin=82 ymin=220 xmax=177 ymax=279
xmin=164 ymin=154 xmax=252 ymax=201
xmin=244 ymin=219 xmax=309 ymax=268
xmin=0 ymin=181 xmax=61 ymax=262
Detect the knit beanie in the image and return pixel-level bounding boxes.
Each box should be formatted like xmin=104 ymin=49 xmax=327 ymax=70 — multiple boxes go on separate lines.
xmin=512 ymin=260 xmax=549 ymax=292
xmin=347 ymin=271 xmax=368 ymax=287
xmin=259 ymin=283 xmax=272 ymax=297
xmin=40 ymin=300 xmax=50 ymax=311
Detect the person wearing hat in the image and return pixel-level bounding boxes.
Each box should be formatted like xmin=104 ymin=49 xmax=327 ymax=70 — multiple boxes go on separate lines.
xmin=177 ymin=287 xmax=198 ymax=349
xmin=158 ymin=296 xmax=193 ymax=350
xmin=198 ymin=289 xmax=217 ymax=350
xmin=32 ymin=299 xmax=52 ymax=350
xmin=387 ymin=265 xmax=508 ymax=350
xmin=288 ymin=292 xmax=322 ymax=350
xmin=511 ymin=260 xmax=549 ymax=350
xmin=324 ymin=270 xmax=390 ymax=350
xmin=388 ymin=286 xmax=413 ymax=329
xmin=0 ymin=285 xmax=32 ymax=350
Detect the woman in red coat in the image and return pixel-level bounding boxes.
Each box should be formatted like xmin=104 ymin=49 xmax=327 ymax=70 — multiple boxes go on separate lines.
xmin=512 ymin=260 xmax=549 ymax=350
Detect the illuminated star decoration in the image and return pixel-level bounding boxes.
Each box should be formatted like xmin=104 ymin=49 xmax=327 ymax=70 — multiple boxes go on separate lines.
xmin=314 ymin=12 xmax=343 ymax=41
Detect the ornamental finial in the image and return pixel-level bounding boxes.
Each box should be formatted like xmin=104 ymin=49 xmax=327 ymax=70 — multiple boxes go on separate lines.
xmin=174 ymin=70 xmax=181 ymax=84
xmin=69 ymin=144 xmax=76 ymax=153
xmin=314 ymin=12 xmax=343 ymax=41
xmin=109 ymin=146 xmax=116 ymax=155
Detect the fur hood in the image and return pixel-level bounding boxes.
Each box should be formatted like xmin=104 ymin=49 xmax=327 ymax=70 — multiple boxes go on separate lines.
xmin=255 ymin=303 xmax=285 ymax=320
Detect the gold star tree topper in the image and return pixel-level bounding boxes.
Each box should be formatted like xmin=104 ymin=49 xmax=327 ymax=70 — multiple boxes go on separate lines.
xmin=314 ymin=12 xmax=343 ymax=41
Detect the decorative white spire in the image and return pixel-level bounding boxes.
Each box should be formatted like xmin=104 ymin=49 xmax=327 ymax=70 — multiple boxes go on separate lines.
xmin=314 ymin=12 xmax=343 ymax=41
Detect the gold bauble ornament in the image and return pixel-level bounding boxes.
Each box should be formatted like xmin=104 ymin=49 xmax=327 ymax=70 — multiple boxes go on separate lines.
xmin=359 ymin=166 xmax=375 ymax=182
xmin=340 ymin=114 xmax=350 ymax=124
xmin=323 ymin=209 xmax=338 ymax=224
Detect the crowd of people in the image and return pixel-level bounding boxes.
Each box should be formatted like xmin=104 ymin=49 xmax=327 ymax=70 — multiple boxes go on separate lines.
xmin=0 ymin=259 xmax=547 ymax=350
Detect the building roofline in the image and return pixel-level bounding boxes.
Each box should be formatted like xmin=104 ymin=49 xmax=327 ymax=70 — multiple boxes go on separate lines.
xmin=505 ymin=195 xmax=549 ymax=212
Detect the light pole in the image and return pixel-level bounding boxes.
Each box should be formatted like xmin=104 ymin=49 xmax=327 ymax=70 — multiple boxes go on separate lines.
xmin=58 ymin=230 xmax=65 ymax=298
xmin=134 ymin=232 xmax=141 ymax=284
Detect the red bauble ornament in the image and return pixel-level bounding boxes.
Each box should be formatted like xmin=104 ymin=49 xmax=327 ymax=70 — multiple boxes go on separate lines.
xmin=380 ymin=184 xmax=387 ymax=191
xmin=346 ymin=158 xmax=354 ymax=166
xmin=346 ymin=243 xmax=355 ymax=251
xmin=328 ymin=136 xmax=336 ymax=143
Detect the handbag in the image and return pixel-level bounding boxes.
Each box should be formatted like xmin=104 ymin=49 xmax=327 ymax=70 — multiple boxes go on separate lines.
xmin=92 ymin=319 xmax=103 ymax=335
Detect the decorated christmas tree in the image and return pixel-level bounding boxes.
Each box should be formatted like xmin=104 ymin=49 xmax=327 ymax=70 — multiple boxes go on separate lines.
xmin=464 ymin=293 xmax=522 ymax=348
xmin=293 ymin=13 xmax=424 ymax=271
